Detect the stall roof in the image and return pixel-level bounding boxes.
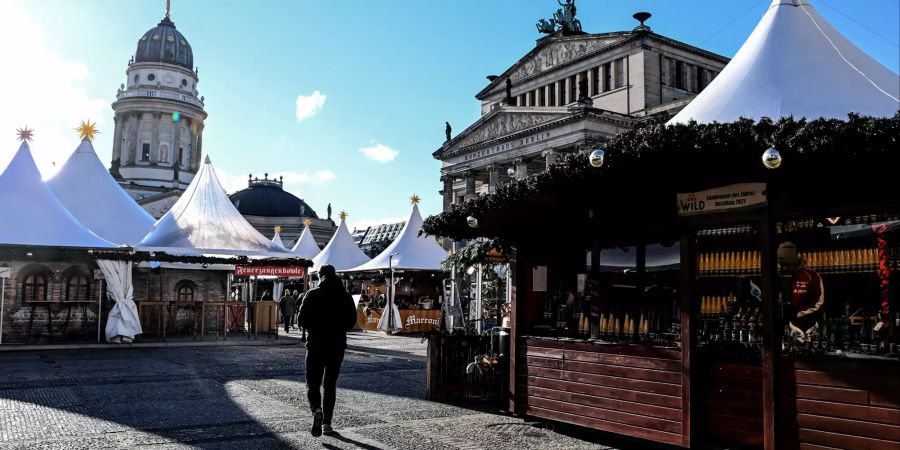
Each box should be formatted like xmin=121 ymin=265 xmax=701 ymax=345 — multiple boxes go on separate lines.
xmin=139 ymin=156 xmax=291 ymax=256
xmin=270 ymin=229 xmax=288 ymax=251
xmin=291 ymin=225 xmax=321 ymax=260
xmin=312 ymin=218 xmax=370 ymax=272
xmin=0 ymin=141 xmax=116 ymax=249
xmin=47 ymin=139 xmax=155 ymax=246
xmin=669 ymin=0 xmax=899 ymax=125
xmin=346 ymin=204 xmax=447 ymax=272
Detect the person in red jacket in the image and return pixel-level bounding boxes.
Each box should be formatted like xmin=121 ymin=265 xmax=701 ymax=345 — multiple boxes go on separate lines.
xmin=778 ymin=242 xmax=825 ymax=341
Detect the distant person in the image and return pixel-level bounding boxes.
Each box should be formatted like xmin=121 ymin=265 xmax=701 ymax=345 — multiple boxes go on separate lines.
xmin=294 ymin=289 xmax=305 ymax=341
xmin=297 ymin=265 xmax=357 ymax=437
xmin=279 ymin=289 xmax=296 ymax=333
xmin=778 ymin=242 xmax=825 ymax=342
xmin=260 ymin=290 xmax=272 ymax=301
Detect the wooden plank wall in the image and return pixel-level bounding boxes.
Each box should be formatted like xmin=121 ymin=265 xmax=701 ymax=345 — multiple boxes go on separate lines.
xmin=702 ymin=363 xmax=764 ymax=448
xmin=776 ymin=359 xmax=900 ymax=450
xmin=519 ymin=337 xmax=684 ymax=447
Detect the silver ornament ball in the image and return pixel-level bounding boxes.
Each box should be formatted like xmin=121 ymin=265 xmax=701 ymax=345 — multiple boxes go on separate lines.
xmin=589 ymin=149 xmax=605 ymax=168
xmin=762 ymin=147 xmax=782 ymax=169
xmin=507 ymin=167 xmax=516 ymax=177
xmin=466 ymin=216 xmax=479 ymax=228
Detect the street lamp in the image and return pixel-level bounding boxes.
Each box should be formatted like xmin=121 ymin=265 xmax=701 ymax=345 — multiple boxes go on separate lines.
xmin=388 ymin=253 xmax=399 ymax=334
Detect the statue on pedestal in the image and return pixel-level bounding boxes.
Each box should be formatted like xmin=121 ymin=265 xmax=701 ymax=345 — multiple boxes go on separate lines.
xmin=445 ymin=122 xmax=452 ymax=142
xmin=536 ymin=0 xmax=583 ymax=35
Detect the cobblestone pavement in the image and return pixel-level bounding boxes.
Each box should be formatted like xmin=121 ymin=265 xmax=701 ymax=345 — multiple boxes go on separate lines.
xmin=0 ymin=344 xmax=620 ymax=450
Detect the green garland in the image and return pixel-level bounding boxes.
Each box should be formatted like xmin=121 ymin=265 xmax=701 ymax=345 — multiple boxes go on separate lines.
xmin=423 ymin=114 xmax=900 ymax=240
xmin=442 ymin=239 xmax=512 ymax=270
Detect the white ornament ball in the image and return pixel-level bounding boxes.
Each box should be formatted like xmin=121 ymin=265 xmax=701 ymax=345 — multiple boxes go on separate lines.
xmin=507 ymin=167 xmax=516 ymax=177
xmin=589 ymin=149 xmax=605 ymax=168
xmin=466 ymin=216 xmax=479 ymax=228
xmin=762 ymin=147 xmax=782 ymax=169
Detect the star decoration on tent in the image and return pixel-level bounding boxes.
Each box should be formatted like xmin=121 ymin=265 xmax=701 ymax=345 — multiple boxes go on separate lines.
xmin=274 ymin=225 xmax=282 ymax=234
xmin=338 ymin=210 xmax=348 ymax=221
xmin=410 ymin=194 xmax=421 ymax=205
xmin=303 ymin=218 xmax=312 ymax=226
xmin=75 ymin=120 xmax=99 ymax=141
xmin=16 ymin=126 xmax=34 ymax=142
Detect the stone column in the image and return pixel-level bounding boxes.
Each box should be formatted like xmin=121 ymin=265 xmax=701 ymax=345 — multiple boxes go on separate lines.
xmin=554 ymin=81 xmax=562 ymax=106
xmin=441 ymin=177 xmax=453 ymax=212
xmin=587 ymin=69 xmax=596 ymax=96
xmin=464 ymin=171 xmax=477 ymax=201
xmin=111 ymin=113 xmax=124 ymax=163
xmin=600 ymin=64 xmax=607 ymax=93
xmin=193 ymin=122 xmax=204 ymax=169
xmin=150 ymin=113 xmax=161 ymax=162
xmin=542 ymin=149 xmax=558 ymax=171
xmin=544 ymin=85 xmax=551 ymax=107
xmin=487 ymin=165 xmax=500 ymax=194
xmin=129 ymin=113 xmax=140 ymax=164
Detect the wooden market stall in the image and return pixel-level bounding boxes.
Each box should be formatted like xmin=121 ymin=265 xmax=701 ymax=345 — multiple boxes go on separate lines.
xmin=424 ymin=2 xmax=899 ymax=448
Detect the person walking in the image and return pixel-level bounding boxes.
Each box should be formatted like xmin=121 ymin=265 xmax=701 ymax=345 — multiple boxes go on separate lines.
xmin=297 ymin=265 xmax=357 ymax=437
xmin=279 ymin=289 xmax=296 ymax=333
xmin=293 ymin=289 xmax=305 ymax=341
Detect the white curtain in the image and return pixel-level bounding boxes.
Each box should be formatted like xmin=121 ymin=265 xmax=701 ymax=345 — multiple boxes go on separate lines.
xmin=97 ymin=260 xmax=142 ymax=342
xmin=273 ymin=281 xmax=285 ymax=300
xmin=377 ymin=288 xmax=403 ymax=332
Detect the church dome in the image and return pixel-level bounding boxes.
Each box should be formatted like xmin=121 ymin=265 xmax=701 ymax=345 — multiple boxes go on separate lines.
xmin=134 ymin=16 xmax=193 ymax=70
xmin=229 ymin=176 xmax=319 ymax=218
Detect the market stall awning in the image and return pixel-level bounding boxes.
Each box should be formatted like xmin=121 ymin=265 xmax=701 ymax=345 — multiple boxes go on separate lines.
xmin=346 ymin=203 xmax=447 ymax=272
xmin=0 ymin=140 xmax=116 ymax=249
xmin=290 ymin=224 xmax=321 ymax=260
xmin=311 ymin=217 xmax=370 ymax=272
xmin=270 ymin=229 xmax=288 ymax=251
xmin=138 ymin=156 xmax=291 ymax=257
xmin=669 ymin=0 xmax=899 ymax=125
xmin=47 ymin=138 xmax=155 ymax=246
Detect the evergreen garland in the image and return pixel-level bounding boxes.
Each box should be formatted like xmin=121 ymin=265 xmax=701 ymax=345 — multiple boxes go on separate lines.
xmin=422 ymin=114 xmax=900 ymax=240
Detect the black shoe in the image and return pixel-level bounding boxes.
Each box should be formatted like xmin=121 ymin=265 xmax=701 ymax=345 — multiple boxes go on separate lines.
xmin=322 ymin=423 xmax=334 ymax=435
xmin=311 ymin=409 xmax=323 ymax=437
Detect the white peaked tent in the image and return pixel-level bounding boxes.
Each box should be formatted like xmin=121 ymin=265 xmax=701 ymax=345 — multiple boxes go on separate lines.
xmin=0 ymin=141 xmax=116 ymax=249
xmin=139 ymin=156 xmax=290 ymax=256
xmin=311 ymin=218 xmax=370 ymax=272
xmin=47 ymin=138 xmax=155 ymax=246
xmin=347 ymin=204 xmax=448 ymax=272
xmin=669 ymin=0 xmax=899 ymax=125
xmin=291 ymin=225 xmax=321 ymax=260
xmin=270 ymin=229 xmax=288 ymax=251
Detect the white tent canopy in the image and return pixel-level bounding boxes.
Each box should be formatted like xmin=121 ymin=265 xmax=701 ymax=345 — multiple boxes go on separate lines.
xmin=311 ymin=218 xmax=370 ymax=272
xmin=346 ymin=204 xmax=448 ymax=272
xmin=669 ymin=0 xmax=899 ymax=125
xmin=47 ymin=139 xmax=155 ymax=246
xmin=270 ymin=229 xmax=288 ymax=251
xmin=290 ymin=225 xmax=321 ymax=260
xmin=139 ymin=156 xmax=290 ymax=256
xmin=0 ymin=141 xmax=115 ymax=249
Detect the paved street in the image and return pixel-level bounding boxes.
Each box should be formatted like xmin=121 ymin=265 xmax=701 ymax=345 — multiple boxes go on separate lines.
xmin=0 ymin=341 xmax=621 ymax=450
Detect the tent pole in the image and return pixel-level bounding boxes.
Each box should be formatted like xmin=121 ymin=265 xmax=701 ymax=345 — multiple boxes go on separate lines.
xmin=97 ymin=280 xmax=102 ymax=343
xmin=476 ymin=264 xmax=483 ymax=334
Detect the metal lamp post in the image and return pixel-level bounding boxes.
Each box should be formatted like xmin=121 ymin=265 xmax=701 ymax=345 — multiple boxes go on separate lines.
xmin=388 ymin=253 xmax=398 ymax=333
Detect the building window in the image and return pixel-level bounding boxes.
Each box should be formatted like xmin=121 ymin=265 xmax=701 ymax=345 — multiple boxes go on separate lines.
xmin=675 ymin=60 xmax=685 ymax=90
xmin=548 ymin=84 xmax=556 ymax=106
xmin=134 ymin=74 xmax=140 ymax=83
xmin=181 ymin=79 xmax=187 ymax=87
xmin=569 ymin=75 xmax=577 ymax=103
xmin=65 ymin=274 xmax=91 ymax=302
xmin=614 ymin=59 xmax=625 ymax=89
xmin=22 ymin=272 xmax=49 ymax=302
xmin=559 ymin=80 xmax=567 ymax=105
xmin=178 ymin=147 xmax=184 ymax=166
xmin=141 ymin=143 xmax=151 ymax=161
xmin=147 ymin=73 xmax=156 ymax=82
xmin=603 ymin=62 xmax=612 ymax=92
xmin=591 ymin=67 xmax=600 ymax=95
xmin=528 ymin=91 xmax=535 ymax=107
xmin=175 ymin=281 xmax=195 ymax=302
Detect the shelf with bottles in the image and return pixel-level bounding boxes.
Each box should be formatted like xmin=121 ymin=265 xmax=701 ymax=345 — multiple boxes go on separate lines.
xmin=781 ymin=306 xmax=900 ymax=360
xmin=699 ymin=247 xmax=882 ymax=277
xmin=698 ymin=250 xmax=761 ymax=277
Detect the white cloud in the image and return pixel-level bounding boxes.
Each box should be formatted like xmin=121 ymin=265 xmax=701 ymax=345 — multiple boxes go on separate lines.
xmin=349 ymin=216 xmax=408 ymax=233
xmin=0 ymin=2 xmax=109 ymax=177
xmin=295 ymin=91 xmax=326 ymax=122
xmin=216 ymin=168 xmax=336 ymax=195
xmin=358 ymin=141 xmax=399 ymax=163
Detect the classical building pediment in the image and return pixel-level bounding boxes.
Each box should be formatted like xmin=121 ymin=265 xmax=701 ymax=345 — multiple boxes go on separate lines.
xmin=478 ymin=33 xmax=629 ymax=99
xmin=438 ymin=109 xmax=568 ymax=158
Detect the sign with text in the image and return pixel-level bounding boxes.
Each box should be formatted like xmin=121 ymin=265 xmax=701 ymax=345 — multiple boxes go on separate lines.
xmin=234 ymin=265 xmax=305 ymax=277
xmin=357 ymin=309 xmax=441 ymax=333
xmin=677 ymin=183 xmax=767 ymax=216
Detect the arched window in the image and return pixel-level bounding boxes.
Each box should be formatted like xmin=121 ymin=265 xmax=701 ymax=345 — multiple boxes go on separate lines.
xmin=65 ymin=274 xmax=91 ymax=302
xmin=175 ymin=281 xmax=195 ymax=302
xmin=22 ymin=272 xmax=49 ymax=302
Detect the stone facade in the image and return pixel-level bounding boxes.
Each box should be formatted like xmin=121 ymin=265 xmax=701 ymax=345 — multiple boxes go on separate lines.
xmin=435 ymin=18 xmax=729 ymax=211
xmin=0 ymin=259 xmax=104 ymax=344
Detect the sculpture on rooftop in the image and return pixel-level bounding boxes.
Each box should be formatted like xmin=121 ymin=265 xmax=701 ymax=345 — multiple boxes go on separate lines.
xmin=537 ymin=0 xmax=583 ymax=35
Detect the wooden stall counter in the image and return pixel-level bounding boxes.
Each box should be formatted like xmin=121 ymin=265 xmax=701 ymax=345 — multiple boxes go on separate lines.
xmin=357 ymin=308 xmax=440 ymax=333
xmin=518 ymin=336 xmax=684 ymax=447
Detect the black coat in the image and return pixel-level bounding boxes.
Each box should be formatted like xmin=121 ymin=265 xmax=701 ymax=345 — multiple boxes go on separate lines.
xmin=279 ymin=295 xmax=297 ymax=316
xmin=297 ymin=277 xmax=357 ymax=350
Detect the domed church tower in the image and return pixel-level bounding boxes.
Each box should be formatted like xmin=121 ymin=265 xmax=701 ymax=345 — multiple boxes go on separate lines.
xmin=109 ymin=2 xmax=207 ymax=218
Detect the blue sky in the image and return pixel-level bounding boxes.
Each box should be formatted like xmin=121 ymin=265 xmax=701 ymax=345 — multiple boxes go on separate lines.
xmin=1 ymin=0 xmax=898 ymax=230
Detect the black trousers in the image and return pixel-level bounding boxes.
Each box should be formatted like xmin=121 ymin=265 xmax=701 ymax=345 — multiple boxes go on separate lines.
xmin=282 ymin=313 xmax=294 ymax=332
xmin=305 ymin=347 xmax=345 ymax=423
